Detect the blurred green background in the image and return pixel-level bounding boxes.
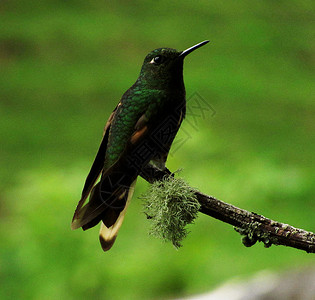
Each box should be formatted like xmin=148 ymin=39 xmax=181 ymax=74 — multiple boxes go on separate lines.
xmin=1 ymin=1 xmax=314 ymax=299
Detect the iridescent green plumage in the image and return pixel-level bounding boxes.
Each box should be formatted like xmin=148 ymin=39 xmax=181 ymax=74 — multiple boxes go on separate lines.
xmin=71 ymin=41 xmax=209 ymax=251
xmin=105 ymin=88 xmax=164 ymax=169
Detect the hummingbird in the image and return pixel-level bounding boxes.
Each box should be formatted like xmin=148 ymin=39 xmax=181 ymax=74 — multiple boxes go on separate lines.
xmin=71 ymin=40 xmax=209 ymax=251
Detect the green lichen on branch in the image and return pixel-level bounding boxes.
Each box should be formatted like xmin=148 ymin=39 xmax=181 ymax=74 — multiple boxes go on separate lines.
xmin=141 ymin=176 xmax=200 ymax=248
xmin=234 ymin=222 xmax=279 ymax=248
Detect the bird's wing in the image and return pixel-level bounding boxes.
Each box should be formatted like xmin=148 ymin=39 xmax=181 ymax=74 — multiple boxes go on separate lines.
xmin=71 ymin=106 xmax=117 ymax=227
xmin=71 ymin=107 xmax=150 ymax=231
xmin=96 ymin=115 xmax=150 ymax=251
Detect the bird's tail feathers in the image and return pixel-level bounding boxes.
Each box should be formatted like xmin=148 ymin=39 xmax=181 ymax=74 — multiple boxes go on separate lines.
xmin=99 ymin=180 xmax=136 ymax=251
xmin=71 ymin=168 xmax=136 ymax=234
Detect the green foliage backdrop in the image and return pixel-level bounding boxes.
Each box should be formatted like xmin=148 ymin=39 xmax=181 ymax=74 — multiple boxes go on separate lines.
xmin=1 ymin=1 xmax=314 ymax=299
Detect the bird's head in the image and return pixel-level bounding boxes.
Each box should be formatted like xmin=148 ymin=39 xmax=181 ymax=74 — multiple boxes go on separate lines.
xmin=138 ymin=41 xmax=209 ymax=90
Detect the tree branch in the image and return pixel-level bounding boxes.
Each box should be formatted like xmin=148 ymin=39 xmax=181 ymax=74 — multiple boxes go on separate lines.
xmin=140 ymin=165 xmax=315 ymax=253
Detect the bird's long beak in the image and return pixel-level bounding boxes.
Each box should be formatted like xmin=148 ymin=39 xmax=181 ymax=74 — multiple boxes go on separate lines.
xmin=179 ymin=40 xmax=209 ymax=58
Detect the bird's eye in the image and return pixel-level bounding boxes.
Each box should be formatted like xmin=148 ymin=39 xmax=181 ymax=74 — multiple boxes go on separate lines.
xmin=150 ymin=55 xmax=163 ymax=65
xmin=154 ymin=56 xmax=162 ymax=63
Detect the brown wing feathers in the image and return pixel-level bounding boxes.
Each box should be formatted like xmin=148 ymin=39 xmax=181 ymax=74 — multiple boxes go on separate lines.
xmin=71 ymin=109 xmax=116 ymax=230
xmin=71 ymin=109 xmax=149 ymax=251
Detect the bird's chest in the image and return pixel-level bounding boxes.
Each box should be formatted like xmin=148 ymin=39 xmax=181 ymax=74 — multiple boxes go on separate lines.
xmin=146 ymin=96 xmax=185 ymax=156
